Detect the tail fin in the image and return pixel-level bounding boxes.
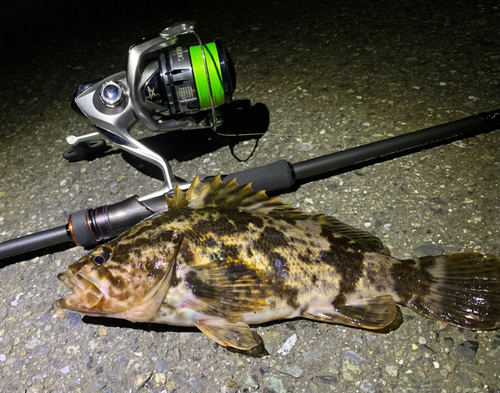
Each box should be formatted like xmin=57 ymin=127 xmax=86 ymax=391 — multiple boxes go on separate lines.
xmin=395 ymin=253 xmax=500 ymax=330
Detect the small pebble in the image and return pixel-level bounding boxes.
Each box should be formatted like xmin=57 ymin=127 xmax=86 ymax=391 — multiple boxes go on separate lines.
xmin=277 ymin=334 xmax=297 ymax=355
xmin=263 ymin=377 xmax=285 ymax=393
xmin=93 ymin=380 xmax=106 ymax=390
xmin=280 ymin=365 xmax=303 ymax=378
xmin=456 ymin=372 xmax=472 ymax=387
xmin=25 ymin=338 xmax=41 ymax=349
xmin=260 ymin=365 xmax=271 ymax=375
xmin=296 ymin=143 xmax=313 ymax=151
xmin=170 ymin=347 xmax=181 ymax=361
xmin=66 ymin=312 xmax=82 ymax=329
xmin=386 ymin=365 xmax=399 ymax=377
xmin=361 ymin=379 xmax=376 ymax=393
xmin=303 ymin=352 xmax=323 ymax=361
xmin=135 ymin=372 xmax=153 ymax=388
xmin=189 ymin=377 xmax=198 ymax=387
xmin=456 ymin=340 xmax=478 ymax=361
xmin=156 ymin=358 xmax=168 ymax=372
xmin=155 ymin=373 xmax=166 ymax=384
xmin=245 ymin=375 xmax=258 ymax=389
xmin=0 ymin=307 xmax=8 ymax=321
xmin=60 ymin=366 xmax=70 ymax=374
xmin=314 ymin=375 xmax=338 ymax=384
xmin=344 ymin=351 xmax=362 ymax=364
xmin=444 ymin=337 xmax=454 ymax=348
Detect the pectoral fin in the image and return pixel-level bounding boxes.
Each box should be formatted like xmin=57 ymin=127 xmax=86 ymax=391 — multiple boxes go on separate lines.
xmin=304 ymin=295 xmax=397 ymax=329
xmin=195 ymin=319 xmax=258 ymax=350
xmin=185 ymin=259 xmax=273 ymax=320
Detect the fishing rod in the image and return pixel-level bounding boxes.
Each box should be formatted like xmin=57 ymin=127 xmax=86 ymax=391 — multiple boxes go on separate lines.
xmin=0 ymin=22 xmax=499 ymax=261
xmin=1 ymin=107 xmax=498 ymax=261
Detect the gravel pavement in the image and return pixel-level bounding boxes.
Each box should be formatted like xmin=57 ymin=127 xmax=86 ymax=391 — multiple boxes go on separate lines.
xmin=0 ymin=1 xmax=499 ymax=392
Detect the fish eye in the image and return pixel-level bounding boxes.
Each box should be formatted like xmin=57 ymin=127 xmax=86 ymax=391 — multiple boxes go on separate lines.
xmin=92 ymin=247 xmax=111 ymax=265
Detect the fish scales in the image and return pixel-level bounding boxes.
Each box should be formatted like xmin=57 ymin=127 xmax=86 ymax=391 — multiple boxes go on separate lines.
xmin=155 ymin=208 xmax=391 ymax=318
xmin=57 ymin=175 xmax=500 ymax=349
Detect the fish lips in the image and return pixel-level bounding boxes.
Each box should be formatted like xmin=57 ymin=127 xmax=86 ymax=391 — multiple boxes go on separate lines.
xmin=57 ymin=270 xmax=104 ymax=312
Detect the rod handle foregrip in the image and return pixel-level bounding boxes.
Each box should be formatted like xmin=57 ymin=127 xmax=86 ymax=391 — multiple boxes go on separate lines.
xmin=223 ymin=159 xmax=295 ymax=194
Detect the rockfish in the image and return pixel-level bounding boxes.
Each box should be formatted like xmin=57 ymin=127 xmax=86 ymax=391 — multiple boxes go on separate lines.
xmin=57 ymin=175 xmax=500 ymax=350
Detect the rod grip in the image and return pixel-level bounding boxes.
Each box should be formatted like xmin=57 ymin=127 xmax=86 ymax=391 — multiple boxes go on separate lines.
xmin=223 ymin=159 xmax=295 ymax=193
xmin=68 ymin=196 xmax=165 ymax=247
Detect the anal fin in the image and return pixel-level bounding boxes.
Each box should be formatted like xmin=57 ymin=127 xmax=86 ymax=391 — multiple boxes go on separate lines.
xmin=304 ymin=295 xmax=397 ymax=329
xmin=195 ymin=319 xmax=258 ymax=350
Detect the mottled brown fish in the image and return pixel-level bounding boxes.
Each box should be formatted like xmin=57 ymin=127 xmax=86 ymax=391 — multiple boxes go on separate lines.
xmin=57 ymin=175 xmax=500 ymax=350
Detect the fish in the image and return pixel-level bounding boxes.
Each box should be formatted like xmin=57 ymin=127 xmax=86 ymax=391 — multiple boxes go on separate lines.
xmin=57 ymin=175 xmax=500 ymax=350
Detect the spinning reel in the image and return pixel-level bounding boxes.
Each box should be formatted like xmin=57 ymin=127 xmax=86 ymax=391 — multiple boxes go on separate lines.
xmin=65 ymin=21 xmax=235 ymax=200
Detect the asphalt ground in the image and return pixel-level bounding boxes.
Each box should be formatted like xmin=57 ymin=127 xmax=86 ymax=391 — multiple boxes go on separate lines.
xmin=0 ymin=1 xmax=499 ymax=392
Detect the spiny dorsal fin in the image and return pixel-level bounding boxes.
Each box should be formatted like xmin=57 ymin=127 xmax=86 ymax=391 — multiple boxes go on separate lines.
xmin=166 ymin=174 xmax=385 ymax=253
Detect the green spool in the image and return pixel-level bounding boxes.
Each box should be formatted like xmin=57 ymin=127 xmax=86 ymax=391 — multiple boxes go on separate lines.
xmin=189 ymin=42 xmax=225 ymax=109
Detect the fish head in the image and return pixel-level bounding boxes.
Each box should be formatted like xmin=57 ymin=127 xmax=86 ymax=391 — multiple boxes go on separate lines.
xmin=57 ymin=227 xmax=182 ymax=321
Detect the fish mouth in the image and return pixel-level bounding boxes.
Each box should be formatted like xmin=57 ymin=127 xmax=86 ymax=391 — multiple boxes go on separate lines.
xmin=57 ymin=270 xmax=104 ymax=312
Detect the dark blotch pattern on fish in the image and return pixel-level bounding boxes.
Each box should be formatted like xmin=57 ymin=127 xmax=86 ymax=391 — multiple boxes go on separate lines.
xmin=202 ymin=235 xmax=217 ymax=248
xmin=224 ymin=209 xmax=265 ymax=232
xmin=320 ymin=227 xmax=365 ymax=309
xmin=180 ymin=243 xmax=195 ymax=265
xmin=273 ymin=279 xmax=300 ymax=309
xmin=390 ymin=257 xmax=434 ymax=304
xmin=254 ymin=226 xmax=289 ymax=254
xmin=190 ymin=212 xmax=236 ymax=239
xmin=365 ymin=256 xmax=392 ymax=292
xmin=112 ymin=243 xmax=133 ymax=263
xmin=119 ymin=222 xmax=155 ymax=243
xmin=220 ymin=243 xmax=240 ymax=260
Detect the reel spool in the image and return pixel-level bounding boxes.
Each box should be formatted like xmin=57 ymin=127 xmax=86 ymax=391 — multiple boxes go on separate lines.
xmin=144 ymin=39 xmax=235 ymax=116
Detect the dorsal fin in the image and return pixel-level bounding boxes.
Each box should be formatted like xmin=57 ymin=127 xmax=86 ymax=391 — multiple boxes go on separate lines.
xmin=308 ymin=214 xmax=386 ymax=254
xmin=166 ymin=174 xmax=385 ymax=253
